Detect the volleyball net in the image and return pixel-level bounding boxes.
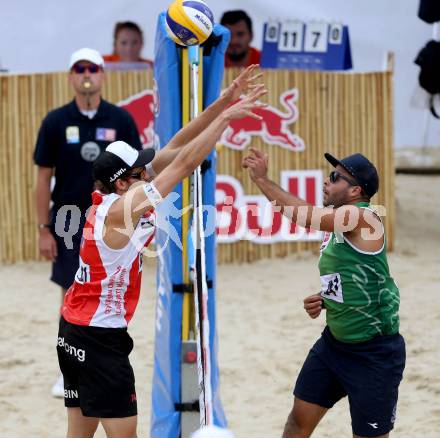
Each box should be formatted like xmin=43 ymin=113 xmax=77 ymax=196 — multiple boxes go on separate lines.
xmin=151 ymin=13 xmax=230 ymax=438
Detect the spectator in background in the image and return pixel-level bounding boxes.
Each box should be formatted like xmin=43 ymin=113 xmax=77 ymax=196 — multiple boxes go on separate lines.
xmin=34 ymin=47 xmax=141 ymax=398
xmin=103 ymin=21 xmax=153 ymax=68
xmin=220 ymin=10 xmax=261 ymax=68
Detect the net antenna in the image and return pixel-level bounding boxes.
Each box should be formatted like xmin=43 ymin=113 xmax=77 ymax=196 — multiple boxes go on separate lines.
xmin=188 ymin=44 xmax=214 ymax=428
xmin=180 ymin=44 xmax=214 ymax=437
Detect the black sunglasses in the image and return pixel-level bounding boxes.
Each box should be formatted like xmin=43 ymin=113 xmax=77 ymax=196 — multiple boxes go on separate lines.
xmin=127 ymin=171 xmax=144 ymax=180
xmin=72 ymin=64 xmax=101 ymax=74
xmin=329 ymin=170 xmax=358 ymax=186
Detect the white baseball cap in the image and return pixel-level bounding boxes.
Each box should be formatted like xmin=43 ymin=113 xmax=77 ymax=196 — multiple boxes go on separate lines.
xmin=190 ymin=426 xmax=235 ymax=438
xmin=93 ymin=141 xmax=155 ymax=184
xmin=69 ymin=47 xmax=105 ymax=69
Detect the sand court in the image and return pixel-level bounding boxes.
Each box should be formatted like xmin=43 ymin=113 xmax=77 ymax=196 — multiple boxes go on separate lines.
xmin=0 ymin=174 xmax=439 ymax=437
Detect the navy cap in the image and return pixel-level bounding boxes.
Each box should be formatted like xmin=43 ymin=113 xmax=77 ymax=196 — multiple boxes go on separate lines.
xmin=93 ymin=141 xmax=155 ymax=184
xmin=324 ymin=152 xmax=379 ymax=197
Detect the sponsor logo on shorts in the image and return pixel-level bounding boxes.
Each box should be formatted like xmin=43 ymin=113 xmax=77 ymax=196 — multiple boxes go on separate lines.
xmin=367 ymin=422 xmax=379 ymax=429
xmin=57 ymin=337 xmax=86 ymax=362
xmin=65 ymin=389 xmax=79 ymax=399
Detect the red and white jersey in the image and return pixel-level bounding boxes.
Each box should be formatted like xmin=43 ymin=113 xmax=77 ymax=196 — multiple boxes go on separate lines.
xmin=62 ymin=190 xmax=155 ymax=328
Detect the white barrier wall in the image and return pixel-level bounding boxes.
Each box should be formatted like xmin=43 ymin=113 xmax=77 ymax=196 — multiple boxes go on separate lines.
xmin=0 ymin=0 xmax=437 ymax=148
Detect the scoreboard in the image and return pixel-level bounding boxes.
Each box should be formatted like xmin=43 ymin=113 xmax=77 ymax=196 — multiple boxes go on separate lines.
xmin=261 ymin=20 xmax=352 ymax=70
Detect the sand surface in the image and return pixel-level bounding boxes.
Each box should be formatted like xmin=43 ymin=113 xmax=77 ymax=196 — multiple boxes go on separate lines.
xmin=0 ymin=174 xmax=439 ymax=437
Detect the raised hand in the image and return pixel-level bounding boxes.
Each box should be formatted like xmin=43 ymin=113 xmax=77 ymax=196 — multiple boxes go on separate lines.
xmin=223 ymin=84 xmax=268 ymax=121
xmin=222 ymin=64 xmax=263 ymax=103
xmin=242 ymin=147 xmax=269 ymax=181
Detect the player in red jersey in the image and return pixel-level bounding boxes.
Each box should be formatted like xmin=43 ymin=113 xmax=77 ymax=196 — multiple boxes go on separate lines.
xmin=57 ymin=65 xmax=266 ymax=438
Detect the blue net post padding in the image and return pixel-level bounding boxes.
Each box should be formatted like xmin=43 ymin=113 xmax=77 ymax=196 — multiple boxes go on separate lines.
xmin=151 ymin=14 xmax=230 ymax=437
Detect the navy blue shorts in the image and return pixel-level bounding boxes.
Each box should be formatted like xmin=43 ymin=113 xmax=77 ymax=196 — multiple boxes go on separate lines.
xmin=50 ymin=207 xmax=87 ymax=290
xmin=294 ymin=327 xmax=406 ymax=437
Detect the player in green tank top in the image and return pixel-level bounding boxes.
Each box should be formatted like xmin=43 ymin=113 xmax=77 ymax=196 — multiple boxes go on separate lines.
xmin=243 ymin=149 xmax=405 ymax=438
xmin=318 ymin=200 xmax=400 ymax=343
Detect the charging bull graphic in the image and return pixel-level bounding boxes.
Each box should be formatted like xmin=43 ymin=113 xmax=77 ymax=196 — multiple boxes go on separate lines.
xmin=219 ymin=88 xmax=305 ymax=151
xmin=118 ymin=89 xmax=157 ymax=149
xmin=118 ymin=87 xmax=305 ymax=152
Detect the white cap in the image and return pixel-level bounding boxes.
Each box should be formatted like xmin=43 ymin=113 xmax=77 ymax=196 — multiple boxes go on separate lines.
xmin=106 ymin=141 xmax=139 ymax=166
xmin=92 ymin=140 xmax=156 ymax=184
xmin=69 ymin=47 xmax=105 ymax=69
xmin=190 ymin=426 xmax=235 ymax=438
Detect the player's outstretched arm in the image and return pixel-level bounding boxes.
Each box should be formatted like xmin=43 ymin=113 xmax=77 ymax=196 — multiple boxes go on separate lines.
xmin=149 ymin=65 xmax=263 ymax=175
xmin=243 ymin=148 xmax=381 ymax=234
xmin=243 ymin=146 xmax=311 ymax=215
xmin=106 ymin=84 xmax=268 ymax=240
xmin=153 ymin=84 xmax=267 ymax=199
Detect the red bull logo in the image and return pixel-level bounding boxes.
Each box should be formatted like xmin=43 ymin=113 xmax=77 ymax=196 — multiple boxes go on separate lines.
xmin=118 ymin=86 xmax=304 ymax=152
xmin=216 ymin=171 xmax=322 ymax=243
xmin=118 ymin=86 xmax=158 ymax=149
xmin=220 ymin=88 xmax=305 ymax=151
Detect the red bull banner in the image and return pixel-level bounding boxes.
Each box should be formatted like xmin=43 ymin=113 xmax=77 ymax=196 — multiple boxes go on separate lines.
xmin=216 ymin=171 xmax=323 ymax=243
xmin=119 ymin=89 xmax=157 ymax=149
xmin=220 ymin=89 xmax=305 ymax=151
xmin=118 ymin=86 xmax=324 ymax=246
xmin=119 ymin=87 xmax=305 ymax=152
xmin=0 ymin=69 xmax=394 ymax=264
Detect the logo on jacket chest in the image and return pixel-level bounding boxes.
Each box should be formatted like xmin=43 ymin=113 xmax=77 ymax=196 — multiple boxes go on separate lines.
xmin=96 ymin=128 xmax=116 ymax=142
xmin=66 ymin=126 xmax=80 ymax=144
xmin=80 ymin=141 xmax=101 ymax=162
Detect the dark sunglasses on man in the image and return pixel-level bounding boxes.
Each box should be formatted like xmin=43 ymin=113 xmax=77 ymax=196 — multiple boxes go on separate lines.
xmin=72 ymin=63 xmax=101 ymax=74
xmin=329 ymin=170 xmax=358 ymax=186
xmin=114 ymin=170 xmax=144 ymax=184
xmin=127 ymin=170 xmax=145 ymax=180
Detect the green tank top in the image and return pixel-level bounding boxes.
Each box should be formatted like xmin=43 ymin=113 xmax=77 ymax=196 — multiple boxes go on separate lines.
xmin=318 ymin=202 xmax=400 ymax=343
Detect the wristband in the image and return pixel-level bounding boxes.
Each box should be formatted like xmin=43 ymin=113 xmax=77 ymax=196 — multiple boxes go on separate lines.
xmin=143 ymin=182 xmax=163 ymax=207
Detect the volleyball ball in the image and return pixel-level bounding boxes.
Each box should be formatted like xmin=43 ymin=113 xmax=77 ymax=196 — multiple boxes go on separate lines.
xmin=165 ymin=0 xmax=214 ymax=46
